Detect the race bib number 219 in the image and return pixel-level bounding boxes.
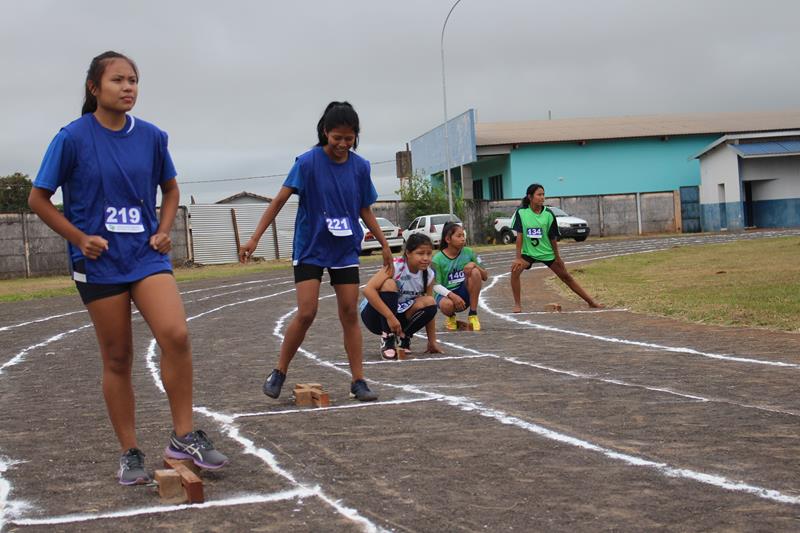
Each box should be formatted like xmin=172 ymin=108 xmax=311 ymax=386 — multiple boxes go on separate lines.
xmin=105 ymin=206 xmax=144 ymax=233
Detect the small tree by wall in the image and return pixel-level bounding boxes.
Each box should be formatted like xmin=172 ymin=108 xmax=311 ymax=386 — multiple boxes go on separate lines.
xmin=0 ymin=172 xmax=32 ymax=212
xmin=397 ymin=173 xmax=464 ymax=221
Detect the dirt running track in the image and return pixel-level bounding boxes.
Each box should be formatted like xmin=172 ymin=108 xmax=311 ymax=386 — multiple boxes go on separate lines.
xmin=1 ymin=230 xmax=799 ymax=532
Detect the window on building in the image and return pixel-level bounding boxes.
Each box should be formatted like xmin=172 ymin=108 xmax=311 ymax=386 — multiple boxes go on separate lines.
xmin=489 ymin=175 xmax=503 ymax=200
xmin=473 ymin=179 xmax=484 ymax=200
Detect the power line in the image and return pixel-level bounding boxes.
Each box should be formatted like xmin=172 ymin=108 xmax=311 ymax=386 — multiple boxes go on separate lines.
xmin=176 ymin=158 xmax=396 ymax=186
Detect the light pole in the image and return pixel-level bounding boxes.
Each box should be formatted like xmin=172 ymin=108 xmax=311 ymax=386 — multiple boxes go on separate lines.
xmin=441 ymin=0 xmax=462 ymax=215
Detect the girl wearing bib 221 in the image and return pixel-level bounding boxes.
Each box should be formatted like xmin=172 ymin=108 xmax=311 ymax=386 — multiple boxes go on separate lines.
xmin=239 ymin=101 xmax=391 ymax=402
xmin=510 ymin=183 xmax=602 ymax=311
xmin=28 ymin=51 xmax=228 ymax=486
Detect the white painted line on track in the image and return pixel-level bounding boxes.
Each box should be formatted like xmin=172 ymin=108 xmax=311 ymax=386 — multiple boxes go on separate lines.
xmin=9 ymin=489 xmax=314 ymax=526
xmin=272 ymin=305 xmax=800 ymax=507
xmin=479 ymin=273 xmax=800 ymax=369
xmin=427 ymin=333 xmax=800 ymax=418
xmin=144 ymin=287 xmax=385 ymax=533
xmin=0 ymin=456 xmax=30 ymax=532
xmin=231 ymin=397 xmax=436 ymax=419
xmin=0 ymin=324 xmax=93 ymax=375
xmin=0 ymin=310 xmax=87 ymax=333
xmin=333 ymin=354 xmax=494 ymax=366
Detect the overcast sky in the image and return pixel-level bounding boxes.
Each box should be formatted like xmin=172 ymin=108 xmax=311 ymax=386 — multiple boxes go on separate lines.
xmin=2 ymin=0 xmax=799 ymax=203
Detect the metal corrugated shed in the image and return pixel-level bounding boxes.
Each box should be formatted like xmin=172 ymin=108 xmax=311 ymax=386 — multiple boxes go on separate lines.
xmin=476 ymin=110 xmax=800 ymax=146
xmin=189 ymin=203 xmax=297 ymax=265
xmin=732 ymin=141 xmax=800 ymax=157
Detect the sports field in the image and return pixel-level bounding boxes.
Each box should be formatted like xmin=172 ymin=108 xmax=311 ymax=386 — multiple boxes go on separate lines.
xmin=2 ymin=230 xmax=799 ymax=532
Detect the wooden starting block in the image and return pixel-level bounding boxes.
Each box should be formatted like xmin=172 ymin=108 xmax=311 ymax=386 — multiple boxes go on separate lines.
xmin=155 ymin=458 xmax=204 ymax=504
xmin=544 ymin=303 xmax=562 ymax=312
xmin=456 ymin=320 xmax=473 ymax=331
xmin=294 ymin=383 xmax=330 ymax=407
xmin=397 ymin=346 xmax=409 ymax=360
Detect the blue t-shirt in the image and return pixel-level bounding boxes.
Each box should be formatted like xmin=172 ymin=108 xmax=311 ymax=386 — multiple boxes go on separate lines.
xmin=34 ymin=113 xmax=177 ymax=283
xmin=283 ymin=146 xmax=378 ymax=268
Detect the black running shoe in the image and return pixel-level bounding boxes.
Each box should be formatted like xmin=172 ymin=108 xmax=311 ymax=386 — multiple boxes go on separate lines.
xmin=118 ymin=448 xmax=150 ymax=486
xmin=165 ymin=430 xmax=229 ymax=470
xmin=350 ymin=379 xmax=378 ymax=402
xmin=380 ymin=333 xmax=397 ymax=360
xmin=263 ymin=368 xmax=286 ymax=398
xmin=399 ymin=335 xmax=411 ymax=352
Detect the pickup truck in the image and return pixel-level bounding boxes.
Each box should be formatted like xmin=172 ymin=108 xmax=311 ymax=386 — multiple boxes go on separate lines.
xmin=494 ymin=206 xmax=591 ymax=244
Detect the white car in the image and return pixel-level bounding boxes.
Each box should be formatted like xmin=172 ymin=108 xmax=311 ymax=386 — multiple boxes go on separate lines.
xmin=494 ymin=206 xmax=591 ymax=244
xmin=403 ymin=213 xmax=463 ymax=246
xmin=359 ymin=217 xmax=404 ymax=254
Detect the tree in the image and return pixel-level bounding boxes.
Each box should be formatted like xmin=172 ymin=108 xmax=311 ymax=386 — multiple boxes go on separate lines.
xmin=0 ymin=172 xmax=32 ymax=212
xmin=397 ymin=172 xmax=464 ymax=222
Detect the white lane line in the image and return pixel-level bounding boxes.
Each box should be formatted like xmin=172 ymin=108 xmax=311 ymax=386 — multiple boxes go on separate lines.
xmin=144 ymin=288 xmax=384 ymax=533
xmin=273 ymin=308 xmax=800 ymax=507
xmin=9 ymin=489 xmax=314 ymax=526
xmin=427 ymin=334 xmax=800 ymax=417
xmin=510 ymin=308 xmax=629 ymax=315
xmin=0 ymin=310 xmax=87 ymax=333
xmin=1 ymin=456 xmax=30 ymax=532
xmin=479 ymin=273 xmax=800 ymax=369
xmin=231 ymin=397 xmax=435 ymax=419
xmin=332 ymin=354 xmax=494 ymax=366
xmin=0 ymin=324 xmax=93 ymax=375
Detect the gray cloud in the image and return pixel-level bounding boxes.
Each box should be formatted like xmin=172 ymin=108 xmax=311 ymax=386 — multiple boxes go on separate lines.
xmin=2 ymin=0 xmax=798 ymax=203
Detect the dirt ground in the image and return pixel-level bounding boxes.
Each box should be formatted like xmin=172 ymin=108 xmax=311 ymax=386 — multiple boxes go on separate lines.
xmin=1 ymin=230 xmax=799 ymax=532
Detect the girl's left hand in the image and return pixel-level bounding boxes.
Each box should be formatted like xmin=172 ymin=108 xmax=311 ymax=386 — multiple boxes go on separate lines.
xmin=150 ymin=232 xmax=172 ymax=253
xmin=381 ymin=245 xmax=394 ymax=276
xmin=426 ymin=342 xmax=444 ymax=354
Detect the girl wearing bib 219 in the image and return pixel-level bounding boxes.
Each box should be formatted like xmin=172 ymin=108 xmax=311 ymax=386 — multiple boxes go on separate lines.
xmin=239 ymin=101 xmax=391 ymax=402
xmin=510 ymin=183 xmax=602 ymax=312
xmin=28 ymin=51 xmax=228 ymax=486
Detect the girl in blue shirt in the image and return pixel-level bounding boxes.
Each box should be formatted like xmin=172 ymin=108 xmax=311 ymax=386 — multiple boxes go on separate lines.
xmin=240 ymin=102 xmax=391 ymax=402
xmin=28 ymin=51 xmax=227 ymax=485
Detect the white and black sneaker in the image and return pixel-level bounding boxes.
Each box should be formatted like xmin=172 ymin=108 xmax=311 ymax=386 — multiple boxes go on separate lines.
xmin=165 ymin=430 xmax=229 ymax=470
xmin=118 ymin=448 xmax=150 ymax=486
xmin=380 ymin=333 xmax=398 ymax=360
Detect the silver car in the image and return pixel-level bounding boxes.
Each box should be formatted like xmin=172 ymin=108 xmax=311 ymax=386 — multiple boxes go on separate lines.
xmin=359 ymin=217 xmax=405 ymax=254
xmin=403 ymin=214 xmax=463 ymax=247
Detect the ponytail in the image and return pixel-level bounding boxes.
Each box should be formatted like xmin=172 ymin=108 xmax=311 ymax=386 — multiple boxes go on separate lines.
xmin=316 ymin=101 xmax=360 ymax=149
xmin=82 ymin=51 xmax=138 ymax=115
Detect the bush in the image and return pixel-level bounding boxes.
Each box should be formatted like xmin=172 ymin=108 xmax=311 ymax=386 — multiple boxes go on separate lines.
xmin=397 ymin=173 xmax=464 ymax=221
xmin=0 ymin=173 xmax=32 ymax=212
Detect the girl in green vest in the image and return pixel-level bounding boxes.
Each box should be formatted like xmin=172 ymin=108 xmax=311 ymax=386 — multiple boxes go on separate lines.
xmin=510 ymin=183 xmax=602 ymax=312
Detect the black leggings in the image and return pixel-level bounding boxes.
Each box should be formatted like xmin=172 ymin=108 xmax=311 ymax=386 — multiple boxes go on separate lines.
xmin=361 ymin=291 xmax=437 ymax=338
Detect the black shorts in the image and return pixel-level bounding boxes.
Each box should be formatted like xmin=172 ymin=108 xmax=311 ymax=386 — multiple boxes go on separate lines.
xmin=360 ymin=302 xmax=405 ymax=335
xmin=73 ymin=260 xmax=173 ymax=305
xmin=521 ymin=254 xmax=555 ymax=269
xmin=293 ymin=263 xmax=360 ymax=285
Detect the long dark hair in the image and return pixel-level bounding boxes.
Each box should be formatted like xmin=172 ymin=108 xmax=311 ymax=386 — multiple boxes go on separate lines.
xmin=316 ymin=101 xmax=360 ymax=149
xmin=404 ymin=233 xmax=433 ymax=256
xmin=82 ymin=51 xmax=138 ymax=115
xmin=440 ymin=221 xmax=462 ymax=251
xmin=520 ymin=183 xmax=545 ymax=208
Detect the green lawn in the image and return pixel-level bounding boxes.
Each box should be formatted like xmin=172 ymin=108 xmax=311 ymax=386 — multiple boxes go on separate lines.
xmin=552 ymin=236 xmax=800 ymax=332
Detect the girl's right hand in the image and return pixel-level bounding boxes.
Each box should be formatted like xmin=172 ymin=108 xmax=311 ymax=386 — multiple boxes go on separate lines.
xmin=387 ymin=315 xmax=404 ymax=337
xmin=79 ymin=235 xmax=109 ymax=260
xmin=448 ymin=292 xmax=466 ymax=312
xmin=511 ymin=258 xmax=527 ymax=273
xmin=239 ymin=238 xmax=258 ymax=263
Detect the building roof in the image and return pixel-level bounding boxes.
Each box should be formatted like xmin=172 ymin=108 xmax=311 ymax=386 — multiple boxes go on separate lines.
xmin=476 ymin=110 xmax=800 ymax=147
xmin=215 ymin=191 xmax=272 ymax=204
xmin=692 ymin=130 xmax=800 ymax=159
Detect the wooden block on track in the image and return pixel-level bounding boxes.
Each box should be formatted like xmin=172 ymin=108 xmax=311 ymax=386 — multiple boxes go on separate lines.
xmin=294 ymin=388 xmax=313 ymax=406
xmin=163 ymin=458 xmax=204 ymax=503
xmin=310 ymin=389 xmax=330 ymax=407
xmin=155 ymin=469 xmax=187 ymax=504
xmin=544 ymin=303 xmax=562 ymax=312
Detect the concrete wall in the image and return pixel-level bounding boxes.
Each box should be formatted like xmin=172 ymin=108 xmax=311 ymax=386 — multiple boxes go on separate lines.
xmin=0 ymin=207 xmax=190 ymax=279
xmin=698 ymin=144 xmax=745 ymax=231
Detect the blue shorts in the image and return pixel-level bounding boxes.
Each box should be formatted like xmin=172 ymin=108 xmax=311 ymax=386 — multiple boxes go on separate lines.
xmin=435 ymin=282 xmax=470 ymax=308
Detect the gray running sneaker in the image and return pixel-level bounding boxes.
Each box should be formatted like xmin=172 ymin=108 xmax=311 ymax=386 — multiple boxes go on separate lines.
xmin=350 ymin=379 xmax=378 ymax=402
xmin=263 ymin=368 xmax=286 ymax=398
xmin=118 ymin=448 xmax=150 ymax=486
xmin=165 ymin=430 xmax=229 ymax=470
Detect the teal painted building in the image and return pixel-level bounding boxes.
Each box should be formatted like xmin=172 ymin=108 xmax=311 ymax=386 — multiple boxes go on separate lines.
xmin=413 ymin=110 xmax=800 ymax=233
